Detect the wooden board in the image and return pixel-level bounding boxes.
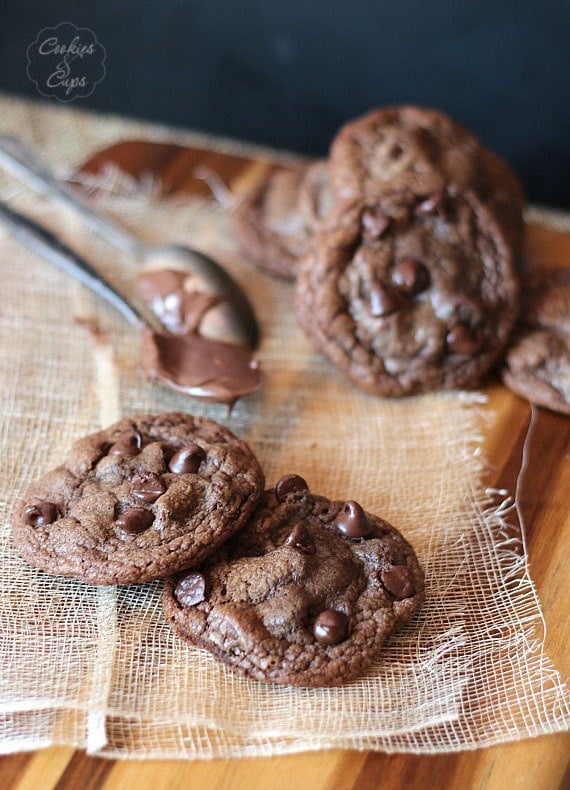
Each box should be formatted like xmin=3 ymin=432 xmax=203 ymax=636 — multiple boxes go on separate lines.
xmin=2 ymin=141 xmax=568 ymax=790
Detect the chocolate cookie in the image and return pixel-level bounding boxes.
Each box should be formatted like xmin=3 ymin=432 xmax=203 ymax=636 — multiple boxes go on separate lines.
xmin=163 ymin=476 xmax=424 ymax=687
xmin=502 ymin=267 xmax=570 ymax=414
xmin=329 ymin=106 xmax=524 ymax=253
xmin=295 ymin=188 xmax=519 ymax=396
xmin=12 ymin=413 xmax=265 ymax=584
xmin=298 ymin=159 xmax=334 ymax=231
xmin=231 ymin=164 xmax=310 ymax=280
xmin=470 ymin=148 xmax=526 ymax=257
xmin=330 ymin=106 xmax=482 ymax=201
xmin=231 ymin=161 xmax=332 ymax=280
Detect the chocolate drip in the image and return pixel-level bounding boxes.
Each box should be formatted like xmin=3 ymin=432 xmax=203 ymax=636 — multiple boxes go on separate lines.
xmin=137 ymin=269 xmax=261 ymax=405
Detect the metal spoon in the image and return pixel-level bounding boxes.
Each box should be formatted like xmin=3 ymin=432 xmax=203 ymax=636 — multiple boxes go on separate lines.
xmin=0 ymin=199 xmax=261 ymax=404
xmin=0 ymin=198 xmax=161 ymax=332
xmin=0 ymin=135 xmax=259 ymax=349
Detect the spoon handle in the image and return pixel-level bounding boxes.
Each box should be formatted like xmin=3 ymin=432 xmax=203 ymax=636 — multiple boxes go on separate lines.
xmin=0 ymin=200 xmax=150 ymax=330
xmin=0 ymin=136 xmax=142 ymax=258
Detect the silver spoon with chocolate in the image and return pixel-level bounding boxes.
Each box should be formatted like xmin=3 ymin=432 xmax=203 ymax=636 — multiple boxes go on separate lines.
xmin=0 ymin=200 xmax=261 ymax=406
xmin=0 ymin=135 xmax=259 ymax=350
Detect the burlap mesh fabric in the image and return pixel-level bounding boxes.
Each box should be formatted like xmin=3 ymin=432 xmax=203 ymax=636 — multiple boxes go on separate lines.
xmin=0 ymin=96 xmax=568 ymax=757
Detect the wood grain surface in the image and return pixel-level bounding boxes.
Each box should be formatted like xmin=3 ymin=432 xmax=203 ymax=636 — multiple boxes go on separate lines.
xmin=1 ymin=142 xmax=568 ymax=790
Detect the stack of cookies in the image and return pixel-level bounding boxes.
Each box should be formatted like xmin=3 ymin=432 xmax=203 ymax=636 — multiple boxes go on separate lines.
xmin=233 ymin=105 xmax=527 ymax=398
xmin=13 ymin=412 xmax=425 ymax=687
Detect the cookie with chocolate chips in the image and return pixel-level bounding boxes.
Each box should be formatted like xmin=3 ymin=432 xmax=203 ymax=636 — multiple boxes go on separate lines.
xmin=329 ymin=105 xmax=525 ymax=255
xmin=12 ymin=413 xmax=264 ymax=584
xmin=295 ymin=187 xmax=519 ymax=396
xmin=163 ymin=476 xmax=424 ymax=687
xmin=502 ymin=266 xmax=570 ymax=414
xmin=231 ymin=161 xmax=332 ymax=280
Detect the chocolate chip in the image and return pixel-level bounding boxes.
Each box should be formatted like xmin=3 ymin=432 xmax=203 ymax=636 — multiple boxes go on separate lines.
xmin=168 ymin=444 xmax=206 ymax=474
xmin=175 ymin=572 xmax=208 ymax=606
xmin=417 ymin=192 xmax=447 ymax=217
xmin=362 ymin=207 xmax=391 ymax=240
xmin=312 ymin=610 xmax=349 ymax=645
xmin=380 ymin=565 xmax=414 ymax=600
xmin=275 ymin=474 xmax=309 ymax=503
xmin=369 ymin=284 xmax=400 ymax=317
xmin=131 ymin=472 xmax=166 ymax=503
xmin=108 ymin=431 xmax=142 ymax=457
xmin=23 ymin=502 xmax=59 ymax=527
xmin=333 ymin=501 xmax=372 ymax=538
xmin=116 ymin=507 xmax=154 ymax=534
xmin=284 ymin=523 xmax=315 ymax=554
xmin=446 ymin=324 xmax=482 ymax=355
xmin=392 ymin=258 xmax=430 ymax=295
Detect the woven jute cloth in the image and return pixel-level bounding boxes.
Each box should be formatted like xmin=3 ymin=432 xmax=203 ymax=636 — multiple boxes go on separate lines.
xmin=0 ymin=95 xmax=568 ymax=758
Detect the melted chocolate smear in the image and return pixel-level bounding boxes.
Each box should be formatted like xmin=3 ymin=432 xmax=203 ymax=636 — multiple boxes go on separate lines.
xmin=137 ymin=269 xmax=261 ymax=407
xmin=141 ymin=329 xmax=261 ymax=407
xmin=137 ymin=269 xmax=224 ymax=336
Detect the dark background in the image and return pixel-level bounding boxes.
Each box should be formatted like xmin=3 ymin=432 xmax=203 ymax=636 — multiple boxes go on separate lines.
xmin=1 ymin=1 xmax=569 ymax=207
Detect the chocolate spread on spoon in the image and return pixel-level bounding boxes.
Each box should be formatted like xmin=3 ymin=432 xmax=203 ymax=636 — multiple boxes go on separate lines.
xmin=136 ymin=268 xmax=261 ymax=406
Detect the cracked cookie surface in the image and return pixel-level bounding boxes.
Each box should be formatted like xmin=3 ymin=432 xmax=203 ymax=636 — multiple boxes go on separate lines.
xmin=295 ymin=188 xmax=519 ymax=396
xmin=12 ymin=412 xmax=265 ymax=584
xmin=163 ymin=478 xmax=424 ymax=687
xmin=329 ymin=105 xmax=524 ymax=252
xmin=330 ymin=105 xmax=481 ymax=201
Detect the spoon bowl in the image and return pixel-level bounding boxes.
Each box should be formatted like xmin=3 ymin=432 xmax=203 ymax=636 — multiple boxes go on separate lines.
xmin=0 ymin=135 xmax=259 ymax=349
xmin=0 ymin=200 xmax=262 ymax=405
xmin=140 ymin=244 xmax=259 ymax=348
